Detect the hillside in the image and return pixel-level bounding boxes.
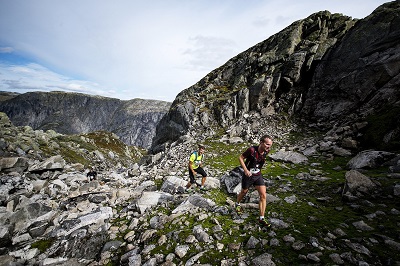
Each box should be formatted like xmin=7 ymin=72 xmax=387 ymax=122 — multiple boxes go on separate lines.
xmin=0 ymin=91 xmax=171 ymax=149
xmin=151 ymin=2 xmax=400 ymax=154
xmin=0 ymin=111 xmax=399 ymax=265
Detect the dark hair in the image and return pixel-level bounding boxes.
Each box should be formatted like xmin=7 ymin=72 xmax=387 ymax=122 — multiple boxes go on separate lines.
xmin=260 ymin=134 xmax=273 ymax=142
xmin=198 ymin=144 xmax=205 ymax=149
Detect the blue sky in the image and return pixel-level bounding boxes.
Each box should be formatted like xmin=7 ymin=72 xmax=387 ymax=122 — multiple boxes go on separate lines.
xmin=0 ymin=0 xmax=390 ymax=102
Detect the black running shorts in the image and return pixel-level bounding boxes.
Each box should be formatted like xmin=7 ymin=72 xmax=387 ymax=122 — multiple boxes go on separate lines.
xmin=241 ymin=174 xmax=265 ymax=189
xmin=188 ymin=166 xmax=207 ymax=183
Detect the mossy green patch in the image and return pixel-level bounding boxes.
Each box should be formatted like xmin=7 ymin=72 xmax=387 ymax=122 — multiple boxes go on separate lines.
xmin=203 ymin=140 xmax=249 ymax=170
xmin=31 ymin=239 xmax=53 ymax=253
xmin=204 ymin=189 xmax=228 ymax=206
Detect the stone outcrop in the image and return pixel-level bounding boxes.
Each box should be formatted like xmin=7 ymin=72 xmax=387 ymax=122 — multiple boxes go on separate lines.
xmin=301 ymin=2 xmax=400 ymax=151
xmin=0 ymin=91 xmax=171 ymax=149
xmin=151 ymin=10 xmax=357 ymax=152
xmin=0 ymin=111 xmax=142 ymax=171
xmin=151 ymin=1 xmax=400 ymax=154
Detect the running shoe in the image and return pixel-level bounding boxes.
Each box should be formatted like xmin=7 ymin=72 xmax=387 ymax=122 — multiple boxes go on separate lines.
xmin=235 ymin=204 xmax=243 ymax=214
xmin=200 ymin=186 xmax=207 ymax=191
xmin=259 ymin=218 xmax=271 ymax=228
xmin=186 ymin=188 xmax=193 ymax=193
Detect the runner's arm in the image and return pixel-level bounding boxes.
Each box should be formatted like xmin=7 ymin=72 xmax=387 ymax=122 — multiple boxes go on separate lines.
xmin=188 ymin=160 xmax=196 ymax=175
xmin=239 ymin=154 xmax=251 ymax=177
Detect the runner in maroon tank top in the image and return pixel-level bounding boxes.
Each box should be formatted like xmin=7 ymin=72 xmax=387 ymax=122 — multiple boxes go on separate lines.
xmin=235 ymin=134 xmax=273 ymax=227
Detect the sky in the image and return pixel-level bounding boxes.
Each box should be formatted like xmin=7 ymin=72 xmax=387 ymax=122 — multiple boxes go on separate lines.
xmin=0 ymin=0 xmax=391 ymax=102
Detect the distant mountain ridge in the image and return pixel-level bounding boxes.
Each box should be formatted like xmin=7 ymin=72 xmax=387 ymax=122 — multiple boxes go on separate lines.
xmin=0 ymin=91 xmax=171 ymax=149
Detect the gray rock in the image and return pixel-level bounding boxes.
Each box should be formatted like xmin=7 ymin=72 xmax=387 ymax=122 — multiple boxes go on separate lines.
xmin=342 ymin=170 xmax=377 ymax=197
xmin=172 ymin=195 xmax=215 ymax=214
xmin=333 ymin=146 xmax=352 ymax=157
xmin=292 ymin=241 xmax=305 ymax=251
xmin=270 ymin=218 xmax=289 ymax=229
xmin=345 ymin=241 xmax=371 ymax=256
xmin=0 ymin=157 xmax=29 ymax=174
xmin=221 ymin=167 xmax=243 ymax=194
xmin=128 ymin=254 xmax=142 ymax=266
xmin=246 ymin=236 xmax=260 ymax=249
xmin=306 ymin=253 xmax=321 ymax=262
xmin=384 ymin=239 xmax=400 ymax=252
xmin=160 ymin=176 xmax=187 ymax=194
xmin=101 ymin=240 xmax=123 ymax=253
xmin=8 ymin=203 xmax=54 ymax=234
xmin=252 ymin=253 xmax=276 ymax=266
xmin=136 ymin=191 xmax=173 ymax=214
xmin=352 ymin=220 xmax=374 ymax=231
xmin=284 ymin=195 xmax=297 ymax=204
xmin=52 ymin=207 xmax=112 ymax=237
xmin=393 ymin=184 xmax=400 ymax=197
xmin=184 ymin=251 xmax=206 ymax=266
xmin=347 ymin=150 xmax=397 ymax=169
xmin=28 ymin=155 xmax=66 ymax=173
xmin=193 ymin=225 xmax=211 ymax=243
xmin=174 ymin=245 xmax=189 ymax=258
xmin=269 ymin=151 xmax=308 ymax=164
xmin=0 ymin=225 xmax=11 ymax=248
xmin=329 ymin=253 xmax=344 ymax=264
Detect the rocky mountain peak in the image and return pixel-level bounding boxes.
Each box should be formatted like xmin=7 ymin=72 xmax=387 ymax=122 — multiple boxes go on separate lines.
xmin=151 ymin=2 xmax=400 ymax=154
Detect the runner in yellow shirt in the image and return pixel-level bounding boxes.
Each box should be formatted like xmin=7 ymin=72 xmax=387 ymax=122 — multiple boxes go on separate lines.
xmin=185 ymin=144 xmax=207 ymax=192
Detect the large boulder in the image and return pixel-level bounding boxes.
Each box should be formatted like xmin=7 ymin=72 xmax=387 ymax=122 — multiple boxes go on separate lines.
xmin=342 ymin=170 xmax=377 ymax=199
xmin=28 ymin=155 xmax=66 ymax=173
xmin=220 ymin=167 xmax=243 ymax=194
xmin=135 ymin=192 xmax=173 ymax=214
xmin=0 ymin=157 xmax=29 ymax=174
xmin=346 ymin=150 xmax=397 ymax=169
xmin=269 ymin=151 xmax=308 ymax=164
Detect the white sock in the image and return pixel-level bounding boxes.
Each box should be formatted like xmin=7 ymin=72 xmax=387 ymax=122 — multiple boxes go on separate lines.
xmin=260 ymin=216 xmax=264 ymax=220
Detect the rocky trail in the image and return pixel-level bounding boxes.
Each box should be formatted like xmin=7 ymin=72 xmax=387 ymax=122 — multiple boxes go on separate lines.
xmin=1 ymin=112 xmax=399 ymax=265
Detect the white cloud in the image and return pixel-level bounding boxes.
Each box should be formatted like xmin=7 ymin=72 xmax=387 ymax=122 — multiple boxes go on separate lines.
xmin=0 ymin=0 xmax=390 ymax=101
xmin=0 ymin=47 xmax=14 ymax=53
xmin=183 ymin=35 xmax=237 ymax=71
xmin=0 ymin=63 xmax=115 ymax=98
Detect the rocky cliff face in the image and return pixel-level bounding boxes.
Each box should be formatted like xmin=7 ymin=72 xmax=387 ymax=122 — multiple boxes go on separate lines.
xmin=0 ymin=91 xmax=171 ymax=149
xmin=151 ymin=2 xmax=400 ymax=153
xmin=301 ymin=2 xmax=400 ymax=150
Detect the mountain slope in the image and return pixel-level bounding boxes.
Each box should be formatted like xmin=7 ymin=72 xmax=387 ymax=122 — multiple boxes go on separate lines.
xmin=0 ymin=91 xmax=171 ymax=149
xmin=151 ymin=1 xmax=400 ymax=154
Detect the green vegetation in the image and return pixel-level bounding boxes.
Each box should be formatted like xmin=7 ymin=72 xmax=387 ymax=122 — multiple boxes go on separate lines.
xmin=130 ymin=136 xmax=400 ymax=265
xmin=52 ymin=131 xmax=143 ymax=167
xmin=31 ymin=239 xmax=54 ymax=253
